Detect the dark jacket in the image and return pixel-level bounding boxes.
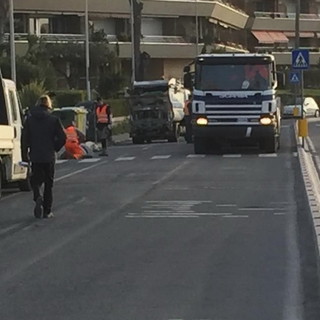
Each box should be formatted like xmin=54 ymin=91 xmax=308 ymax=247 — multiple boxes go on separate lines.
xmin=22 ymin=105 xmax=66 ymax=163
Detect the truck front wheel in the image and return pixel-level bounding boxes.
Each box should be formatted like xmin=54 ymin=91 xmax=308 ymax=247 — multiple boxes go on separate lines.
xmin=261 ymin=137 xmax=278 ymax=153
xmin=194 ymin=137 xmax=207 ymax=154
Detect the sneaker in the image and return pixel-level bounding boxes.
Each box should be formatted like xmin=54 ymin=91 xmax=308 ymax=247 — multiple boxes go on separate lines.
xmin=34 ymin=197 xmax=43 ymax=219
xmin=43 ymin=212 xmax=54 ymax=219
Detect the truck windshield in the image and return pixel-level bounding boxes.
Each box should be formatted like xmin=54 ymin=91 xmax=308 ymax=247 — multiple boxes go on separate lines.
xmin=196 ymin=63 xmax=272 ymax=91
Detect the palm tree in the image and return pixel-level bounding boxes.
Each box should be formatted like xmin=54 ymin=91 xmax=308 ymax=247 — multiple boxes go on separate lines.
xmin=0 ymin=0 xmax=9 ymax=55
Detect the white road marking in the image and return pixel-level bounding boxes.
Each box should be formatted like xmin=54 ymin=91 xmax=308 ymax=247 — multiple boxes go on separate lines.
xmin=238 ymin=207 xmax=276 ymax=211
xmin=293 ymin=152 xmax=298 ymax=157
xmin=187 ymin=154 xmax=206 ymax=158
xmin=222 ymin=215 xmax=249 ymax=219
xmin=0 ymin=223 xmax=23 ymax=236
xmin=79 ymin=158 xmax=101 ymax=163
xmin=216 ymin=204 xmax=237 ymax=208
xmin=55 ymin=161 xmax=107 ymax=182
xmin=151 ymin=155 xmax=171 ymax=160
xmin=222 ymin=154 xmax=242 ymax=158
xmin=274 ymin=212 xmax=286 ymax=216
xmin=259 ymin=153 xmax=278 ymax=158
xmin=56 ymin=160 xmax=68 ymax=164
xmin=282 ymin=125 xmax=290 ymax=128
xmin=126 ymin=215 xmax=199 ymax=218
xmin=115 ymin=156 xmax=135 ymax=161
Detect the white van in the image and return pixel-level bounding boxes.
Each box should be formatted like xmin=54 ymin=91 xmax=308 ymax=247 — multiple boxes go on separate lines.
xmin=0 ymin=76 xmax=31 ymax=198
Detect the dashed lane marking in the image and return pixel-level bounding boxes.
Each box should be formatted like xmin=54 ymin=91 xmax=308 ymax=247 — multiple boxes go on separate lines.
xmin=187 ymin=154 xmax=206 ymax=158
xmin=258 ymin=153 xmax=278 ymax=158
xmin=79 ymin=158 xmax=101 ymax=163
xmin=151 ymin=155 xmax=171 ymax=160
xmin=56 ymin=160 xmax=68 ymax=164
xmin=115 ymin=156 xmax=136 ymax=161
xmin=222 ymin=154 xmax=242 ymax=158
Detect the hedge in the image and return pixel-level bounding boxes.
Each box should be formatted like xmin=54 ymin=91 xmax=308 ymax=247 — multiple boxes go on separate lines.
xmin=54 ymin=90 xmax=86 ymax=108
xmin=107 ymin=98 xmax=130 ymax=117
xmin=278 ymin=89 xmax=320 ymax=106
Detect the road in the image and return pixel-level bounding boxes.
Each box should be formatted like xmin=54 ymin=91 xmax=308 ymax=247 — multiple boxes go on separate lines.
xmin=0 ymin=121 xmax=319 ymax=320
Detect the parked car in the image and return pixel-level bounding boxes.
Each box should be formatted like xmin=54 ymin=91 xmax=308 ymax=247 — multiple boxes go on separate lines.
xmin=282 ymin=97 xmax=320 ymax=118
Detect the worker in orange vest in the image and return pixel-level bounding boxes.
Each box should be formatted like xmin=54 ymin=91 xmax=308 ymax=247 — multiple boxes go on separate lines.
xmin=64 ymin=121 xmax=86 ymax=160
xmin=95 ymin=97 xmax=111 ymax=156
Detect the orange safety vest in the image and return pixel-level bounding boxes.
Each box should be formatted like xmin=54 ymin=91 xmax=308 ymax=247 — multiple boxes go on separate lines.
xmin=65 ymin=126 xmax=79 ymax=144
xmin=96 ymin=104 xmax=109 ymax=124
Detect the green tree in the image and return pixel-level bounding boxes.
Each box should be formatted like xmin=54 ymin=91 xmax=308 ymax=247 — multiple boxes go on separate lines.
xmin=0 ymin=0 xmax=9 ymax=56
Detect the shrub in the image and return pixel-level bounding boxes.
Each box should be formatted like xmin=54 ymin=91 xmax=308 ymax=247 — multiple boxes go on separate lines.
xmin=107 ymin=98 xmax=130 ymax=117
xmin=19 ymin=81 xmax=47 ymax=110
xmin=54 ymin=90 xmax=86 ymax=107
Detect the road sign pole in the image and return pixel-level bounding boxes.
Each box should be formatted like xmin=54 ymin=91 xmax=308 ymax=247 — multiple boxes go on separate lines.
xmin=301 ymin=69 xmax=305 ymax=148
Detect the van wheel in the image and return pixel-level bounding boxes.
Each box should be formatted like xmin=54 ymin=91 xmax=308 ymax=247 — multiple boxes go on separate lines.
xmin=0 ymin=169 xmax=2 ymax=199
xmin=19 ymin=168 xmax=32 ymax=192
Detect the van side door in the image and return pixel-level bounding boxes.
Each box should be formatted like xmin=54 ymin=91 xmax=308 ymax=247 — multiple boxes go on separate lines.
xmin=5 ymin=81 xmax=27 ymax=180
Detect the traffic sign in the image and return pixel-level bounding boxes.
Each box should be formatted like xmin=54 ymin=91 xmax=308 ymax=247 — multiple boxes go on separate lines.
xmin=292 ymin=49 xmax=309 ymax=70
xmin=290 ymin=72 xmax=300 ymax=83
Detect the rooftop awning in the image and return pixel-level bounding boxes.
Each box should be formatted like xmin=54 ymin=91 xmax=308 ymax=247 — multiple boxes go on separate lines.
xmin=268 ymin=32 xmax=289 ymax=43
xmin=252 ymin=31 xmax=274 ymax=44
xmin=252 ymin=31 xmax=288 ymax=44
xmin=284 ymin=32 xmax=315 ymax=38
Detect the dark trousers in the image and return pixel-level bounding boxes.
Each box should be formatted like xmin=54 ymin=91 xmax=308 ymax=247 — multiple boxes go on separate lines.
xmin=31 ymin=162 xmax=55 ymax=214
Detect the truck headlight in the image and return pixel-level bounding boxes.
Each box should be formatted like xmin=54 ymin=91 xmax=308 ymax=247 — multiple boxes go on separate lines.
xmin=260 ymin=117 xmax=272 ymax=125
xmin=196 ymin=117 xmax=208 ymax=126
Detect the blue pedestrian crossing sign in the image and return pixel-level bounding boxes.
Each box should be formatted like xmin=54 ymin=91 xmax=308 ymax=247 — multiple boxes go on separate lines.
xmin=292 ymin=49 xmax=309 ymax=70
xmin=290 ymin=72 xmax=300 ymax=83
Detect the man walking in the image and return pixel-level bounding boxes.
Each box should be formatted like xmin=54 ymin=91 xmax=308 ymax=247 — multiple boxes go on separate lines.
xmin=95 ymin=97 xmax=111 ymax=156
xmin=22 ymin=95 xmax=66 ymax=219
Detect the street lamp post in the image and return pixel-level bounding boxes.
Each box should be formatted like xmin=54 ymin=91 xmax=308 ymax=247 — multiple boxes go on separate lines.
xmin=85 ymin=0 xmax=91 ymax=100
xmin=130 ymin=0 xmax=135 ymax=84
xmin=9 ymin=0 xmax=16 ymax=83
xmin=195 ymin=0 xmax=199 ymax=56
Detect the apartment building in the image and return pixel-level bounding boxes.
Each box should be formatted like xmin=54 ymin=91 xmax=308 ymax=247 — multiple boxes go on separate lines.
xmin=8 ymin=0 xmax=320 ymax=83
xmin=11 ymin=0 xmax=248 ymax=81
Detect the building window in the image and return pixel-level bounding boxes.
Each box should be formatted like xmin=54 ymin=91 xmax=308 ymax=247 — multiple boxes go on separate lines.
xmin=29 ymin=18 xmax=50 ymax=35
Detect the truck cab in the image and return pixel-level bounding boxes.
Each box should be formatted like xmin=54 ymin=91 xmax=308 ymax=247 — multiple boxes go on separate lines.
xmin=192 ymin=53 xmax=281 ymax=154
xmin=0 ymin=75 xmax=30 ymax=198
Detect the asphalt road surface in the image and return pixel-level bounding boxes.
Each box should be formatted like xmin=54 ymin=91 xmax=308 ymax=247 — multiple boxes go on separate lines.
xmin=0 ymin=121 xmax=319 ymax=320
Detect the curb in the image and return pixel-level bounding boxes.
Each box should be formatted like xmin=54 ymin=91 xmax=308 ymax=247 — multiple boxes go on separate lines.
xmin=295 ymin=123 xmax=320 ymax=256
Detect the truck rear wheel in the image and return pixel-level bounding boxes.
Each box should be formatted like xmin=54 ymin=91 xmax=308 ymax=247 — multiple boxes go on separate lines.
xmin=132 ymin=137 xmax=144 ymax=144
xmin=168 ymin=124 xmax=178 ymax=143
xmin=194 ymin=137 xmax=207 ymax=154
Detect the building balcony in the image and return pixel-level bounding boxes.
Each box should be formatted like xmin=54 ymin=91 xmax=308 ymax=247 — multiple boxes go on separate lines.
xmin=14 ymin=0 xmax=248 ymax=30
xmin=252 ymin=11 xmax=320 ymax=32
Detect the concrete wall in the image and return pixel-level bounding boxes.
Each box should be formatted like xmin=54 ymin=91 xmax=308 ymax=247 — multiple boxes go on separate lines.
xmin=163 ymin=59 xmax=192 ymax=80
